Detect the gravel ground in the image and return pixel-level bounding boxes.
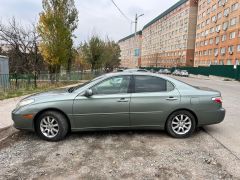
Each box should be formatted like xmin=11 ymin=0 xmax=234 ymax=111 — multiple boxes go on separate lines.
xmin=0 ymin=129 xmax=240 ymax=180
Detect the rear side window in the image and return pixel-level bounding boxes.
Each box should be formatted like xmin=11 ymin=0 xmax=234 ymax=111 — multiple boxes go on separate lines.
xmin=134 ymin=75 xmax=174 ymax=93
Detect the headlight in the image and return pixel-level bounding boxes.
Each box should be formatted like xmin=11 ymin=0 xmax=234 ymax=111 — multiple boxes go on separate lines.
xmin=16 ymin=99 xmax=35 ymax=108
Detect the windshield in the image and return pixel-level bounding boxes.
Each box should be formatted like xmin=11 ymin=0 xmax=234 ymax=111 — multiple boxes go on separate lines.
xmin=68 ymin=75 xmax=105 ymax=93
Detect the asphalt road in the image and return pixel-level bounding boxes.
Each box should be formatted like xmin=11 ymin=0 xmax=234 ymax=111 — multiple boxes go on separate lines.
xmin=172 ymin=75 xmax=240 ymax=159
xmin=0 ymin=128 xmax=240 ymax=179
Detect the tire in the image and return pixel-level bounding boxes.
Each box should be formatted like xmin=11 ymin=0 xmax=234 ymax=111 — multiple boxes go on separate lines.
xmin=36 ymin=111 xmax=69 ymax=141
xmin=166 ymin=110 xmax=196 ymax=138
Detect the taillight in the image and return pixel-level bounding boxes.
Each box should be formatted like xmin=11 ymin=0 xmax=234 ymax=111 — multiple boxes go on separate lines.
xmin=212 ymin=97 xmax=223 ymax=104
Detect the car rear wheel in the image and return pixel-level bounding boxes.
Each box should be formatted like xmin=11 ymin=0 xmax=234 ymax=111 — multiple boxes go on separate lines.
xmin=166 ymin=110 xmax=196 ymax=138
xmin=36 ymin=111 xmax=69 ymax=141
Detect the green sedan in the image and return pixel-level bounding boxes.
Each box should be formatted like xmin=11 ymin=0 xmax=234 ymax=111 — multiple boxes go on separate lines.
xmin=12 ymin=72 xmax=225 ymax=141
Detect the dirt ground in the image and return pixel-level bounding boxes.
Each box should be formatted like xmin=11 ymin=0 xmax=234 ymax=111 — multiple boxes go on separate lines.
xmin=0 ymin=129 xmax=240 ymax=180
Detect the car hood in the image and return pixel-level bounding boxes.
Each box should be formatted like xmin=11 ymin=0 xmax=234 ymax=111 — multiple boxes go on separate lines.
xmin=23 ymin=88 xmax=73 ymax=102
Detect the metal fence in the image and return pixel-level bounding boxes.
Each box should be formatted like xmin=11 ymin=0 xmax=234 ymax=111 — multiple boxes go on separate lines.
xmin=143 ymin=65 xmax=240 ymax=80
xmin=0 ymin=71 xmax=103 ymax=92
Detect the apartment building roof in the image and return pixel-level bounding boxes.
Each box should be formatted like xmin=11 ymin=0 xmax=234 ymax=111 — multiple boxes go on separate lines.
xmin=142 ymin=0 xmax=188 ymax=30
xmin=118 ymin=31 xmax=142 ymax=43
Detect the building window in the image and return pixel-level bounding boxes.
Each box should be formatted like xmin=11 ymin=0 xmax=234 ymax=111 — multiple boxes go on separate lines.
xmin=210 ymin=27 xmax=215 ymax=33
xmin=228 ymin=45 xmax=234 ymax=54
xmin=231 ymin=3 xmax=239 ymax=12
xmin=207 ymin=8 xmax=211 ymax=14
xmin=210 ymin=38 xmax=214 ymax=44
xmin=214 ymin=48 xmax=219 ymax=56
xmin=216 ymin=36 xmax=220 ymax=44
xmin=218 ymin=0 xmax=222 ymax=7
xmin=212 ymin=4 xmax=217 ymax=11
xmin=222 ymin=21 xmax=228 ymax=31
xmin=208 ymin=49 xmax=212 ymax=55
xmin=224 ymin=8 xmax=230 ymax=17
xmin=230 ymin=17 xmax=237 ymax=26
xmin=217 ymin=12 xmax=222 ymax=20
xmin=230 ymin=32 xmax=236 ymax=39
xmin=237 ymin=44 xmax=240 ymax=52
xmin=206 ymin=18 xmax=210 ymax=25
xmin=221 ymin=47 xmax=226 ymax=55
xmin=212 ymin=15 xmax=217 ymax=22
xmin=235 ymin=59 xmax=239 ymax=65
xmin=222 ymin=34 xmax=227 ymax=41
xmin=216 ymin=25 xmax=221 ymax=32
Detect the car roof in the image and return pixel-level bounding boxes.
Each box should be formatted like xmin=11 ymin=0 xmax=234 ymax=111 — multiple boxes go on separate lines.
xmin=105 ymin=71 xmax=170 ymax=80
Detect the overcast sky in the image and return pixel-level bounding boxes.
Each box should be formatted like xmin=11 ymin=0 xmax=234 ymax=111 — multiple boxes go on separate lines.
xmin=0 ymin=0 xmax=179 ymax=45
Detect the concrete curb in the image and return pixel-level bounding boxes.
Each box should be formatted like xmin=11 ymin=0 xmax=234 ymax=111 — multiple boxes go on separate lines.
xmin=0 ymin=126 xmax=18 ymax=143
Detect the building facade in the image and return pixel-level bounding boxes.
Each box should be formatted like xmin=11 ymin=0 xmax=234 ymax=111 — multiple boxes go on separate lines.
xmin=195 ymin=0 xmax=240 ymax=66
xmin=141 ymin=0 xmax=198 ymax=68
xmin=118 ymin=0 xmax=198 ymax=68
xmin=118 ymin=31 xmax=142 ymax=68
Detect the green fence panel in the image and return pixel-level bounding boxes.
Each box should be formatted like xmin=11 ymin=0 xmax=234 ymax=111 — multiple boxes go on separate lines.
xmin=142 ymin=65 xmax=240 ymax=80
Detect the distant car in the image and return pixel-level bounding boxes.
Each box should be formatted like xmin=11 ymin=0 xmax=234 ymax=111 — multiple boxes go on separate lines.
xmin=123 ymin=69 xmax=148 ymax=72
xmin=163 ymin=69 xmax=171 ymax=74
xmin=12 ymin=72 xmax=225 ymax=141
xmin=117 ymin=69 xmax=124 ymax=72
xmin=180 ymin=70 xmax=189 ymax=77
xmin=158 ymin=69 xmax=164 ymax=74
xmin=172 ymin=70 xmax=181 ymax=76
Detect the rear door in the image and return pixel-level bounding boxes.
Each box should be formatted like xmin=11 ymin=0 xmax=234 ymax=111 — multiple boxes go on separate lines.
xmin=130 ymin=75 xmax=180 ymax=128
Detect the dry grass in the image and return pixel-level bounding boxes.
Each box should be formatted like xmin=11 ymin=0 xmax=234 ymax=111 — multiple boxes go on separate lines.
xmin=0 ymin=81 xmax=81 ymax=100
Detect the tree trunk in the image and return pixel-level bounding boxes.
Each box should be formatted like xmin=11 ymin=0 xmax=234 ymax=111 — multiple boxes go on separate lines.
xmin=67 ymin=58 xmax=72 ymax=81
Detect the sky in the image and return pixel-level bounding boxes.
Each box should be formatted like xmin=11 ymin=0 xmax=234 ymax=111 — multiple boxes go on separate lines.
xmin=0 ymin=0 xmax=179 ymax=45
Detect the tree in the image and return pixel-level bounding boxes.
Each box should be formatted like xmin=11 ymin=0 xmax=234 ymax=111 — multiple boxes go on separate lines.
xmin=103 ymin=40 xmax=121 ymax=72
xmin=37 ymin=0 xmax=78 ymax=81
xmin=74 ymin=47 xmax=91 ymax=72
xmin=80 ymin=36 xmax=105 ymax=72
xmin=0 ymin=18 xmax=45 ymax=87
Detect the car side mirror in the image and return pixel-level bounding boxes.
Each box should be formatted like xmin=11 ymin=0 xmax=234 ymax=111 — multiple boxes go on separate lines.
xmin=84 ymin=89 xmax=93 ymax=97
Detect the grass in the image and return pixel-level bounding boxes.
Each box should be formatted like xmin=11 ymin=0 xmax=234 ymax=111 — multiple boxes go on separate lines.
xmin=0 ymin=81 xmax=83 ymax=100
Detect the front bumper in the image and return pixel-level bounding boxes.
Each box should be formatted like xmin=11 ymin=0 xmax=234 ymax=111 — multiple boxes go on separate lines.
xmin=198 ymin=108 xmax=226 ymax=126
xmin=12 ymin=108 xmax=35 ymax=131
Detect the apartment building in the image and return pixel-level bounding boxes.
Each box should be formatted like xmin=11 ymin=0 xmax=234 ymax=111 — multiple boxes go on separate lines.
xmin=118 ymin=31 xmax=142 ymax=68
xmin=141 ymin=0 xmax=198 ymax=67
xmin=195 ymin=0 xmax=240 ymax=66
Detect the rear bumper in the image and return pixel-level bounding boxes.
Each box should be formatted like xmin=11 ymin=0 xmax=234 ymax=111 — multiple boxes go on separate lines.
xmin=197 ymin=108 xmax=225 ymax=126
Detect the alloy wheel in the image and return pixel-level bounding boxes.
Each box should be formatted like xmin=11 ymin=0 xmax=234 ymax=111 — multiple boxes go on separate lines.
xmin=40 ymin=116 xmax=59 ymax=138
xmin=171 ymin=114 xmax=192 ymax=135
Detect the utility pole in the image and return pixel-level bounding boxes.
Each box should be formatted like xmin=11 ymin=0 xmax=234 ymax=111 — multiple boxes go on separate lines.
xmin=134 ymin=13 xmax=144 ymax=36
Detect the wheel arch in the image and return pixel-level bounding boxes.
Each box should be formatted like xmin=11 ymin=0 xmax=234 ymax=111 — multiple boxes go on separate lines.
xmin=165 ymin=108 xmax=198 ymax=128
xmin=33 ymin=108 xmax=71 ymax=132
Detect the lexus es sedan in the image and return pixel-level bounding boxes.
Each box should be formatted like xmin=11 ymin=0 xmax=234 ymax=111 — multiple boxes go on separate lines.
xmin=12 ymin=72 xmax=225 ymax=141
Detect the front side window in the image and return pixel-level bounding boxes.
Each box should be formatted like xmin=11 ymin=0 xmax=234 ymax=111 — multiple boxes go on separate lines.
xmin=134 ymin=76 xmax=174 ymax=93
xmin=92 ymin=76 xmax=130 ymax=95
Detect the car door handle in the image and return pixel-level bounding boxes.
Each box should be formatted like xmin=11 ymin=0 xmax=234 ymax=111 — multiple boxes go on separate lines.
xmin=117 ymin=98 xmax=129 ymax=102
xmin=166 ymin=97 xmax=178 ymax=101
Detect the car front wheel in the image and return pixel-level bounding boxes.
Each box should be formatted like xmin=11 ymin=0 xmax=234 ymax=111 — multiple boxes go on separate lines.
xmin=36 ymin=111 xmax=69 ymax=141
xmin=166 ymin=110 xmax=196 ymax=138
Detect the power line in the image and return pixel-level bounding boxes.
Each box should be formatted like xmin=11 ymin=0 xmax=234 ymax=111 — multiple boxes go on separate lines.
xmin=110 ymin=0 xmax=133 ymax=22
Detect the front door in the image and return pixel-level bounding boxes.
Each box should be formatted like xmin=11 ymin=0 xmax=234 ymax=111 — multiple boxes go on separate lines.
xmin=73 ymin=75 xmax=131 ymax=129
